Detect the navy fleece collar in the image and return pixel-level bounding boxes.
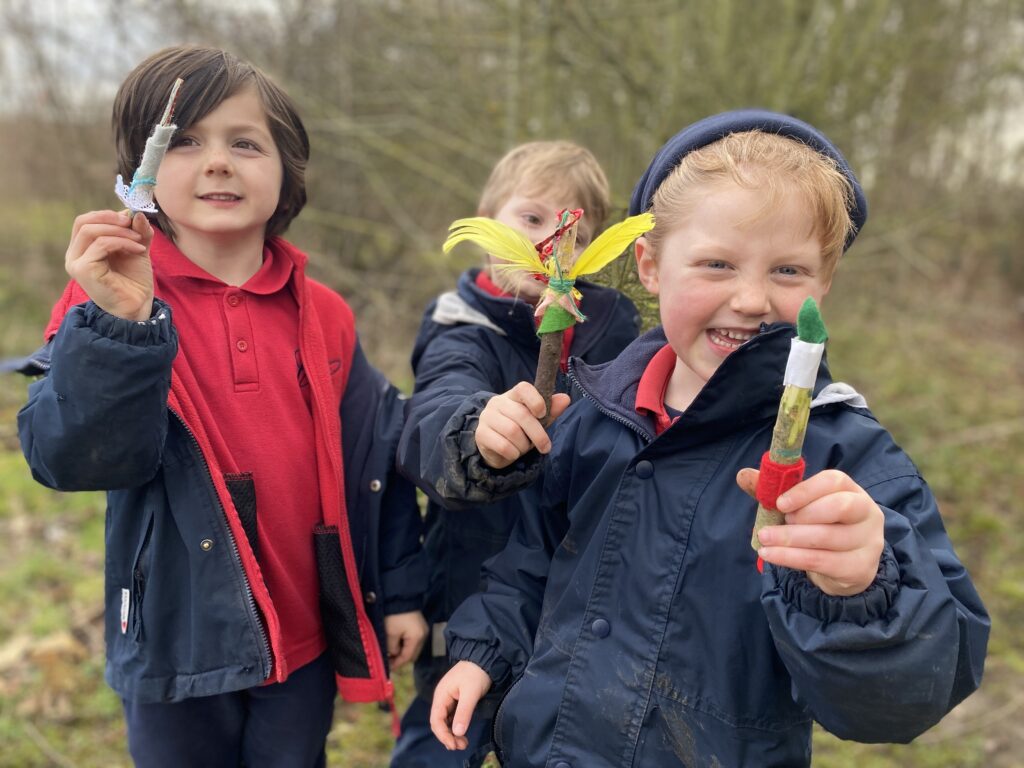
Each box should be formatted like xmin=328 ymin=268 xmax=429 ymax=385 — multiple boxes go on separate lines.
xmin=569 ymin=323 xmax=834 ymax=444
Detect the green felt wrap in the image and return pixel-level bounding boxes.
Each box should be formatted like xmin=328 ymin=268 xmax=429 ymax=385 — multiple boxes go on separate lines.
xmin=537 ymin=304 xmax=576 ymax=335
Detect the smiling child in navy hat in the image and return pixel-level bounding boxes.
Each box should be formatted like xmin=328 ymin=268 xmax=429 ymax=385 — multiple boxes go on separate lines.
xmin=427 ymin=109 xmax=989 ymax=768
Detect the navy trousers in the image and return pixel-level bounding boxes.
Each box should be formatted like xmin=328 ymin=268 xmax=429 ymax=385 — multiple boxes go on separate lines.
xmin=390 ymin=695 xmax=492 ymax=768
xmin=123 ymin=653 xmax=337 ymax=768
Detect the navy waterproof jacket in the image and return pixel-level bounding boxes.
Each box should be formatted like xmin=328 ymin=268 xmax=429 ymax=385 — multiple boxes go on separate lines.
xmin=446 ymin=325 xmax=989 ymax=767
xmin=397 ymin=268 xmax=639 ymax=701
xmin=18 ymin=240 xmax=425 ymax=705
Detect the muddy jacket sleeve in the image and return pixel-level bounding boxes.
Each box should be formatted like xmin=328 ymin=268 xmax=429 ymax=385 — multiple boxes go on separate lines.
xmin=761 ymin=451 xmax=989 ymax=743
xmin=397 ymin=327 xmax=542 ymax=510
xmin=443 ymin=434 xmax=569 ymax=687
xmin=18 ymin=300 xmax=177 ymax=491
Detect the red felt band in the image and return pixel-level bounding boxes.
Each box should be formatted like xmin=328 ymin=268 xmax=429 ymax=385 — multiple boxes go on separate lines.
xmin=755 ymin=452 xmax=806 ymax=510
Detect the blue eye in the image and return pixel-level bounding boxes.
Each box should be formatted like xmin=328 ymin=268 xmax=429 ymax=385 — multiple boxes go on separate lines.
xmin=775 ymin=265 xmax=800 ymax=276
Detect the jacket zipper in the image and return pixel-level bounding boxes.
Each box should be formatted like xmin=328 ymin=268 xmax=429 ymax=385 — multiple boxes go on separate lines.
xmin=29 ymin=355 xmax=51 ymax=372
xmin=171 ymin=410 xmax=273 ymax=679
xmin=131 ymin=510 xmax=155 ymax=640
xmin=490 ymin=672 xmax=524 ymax=763
xmin=567 ymin=368 xmax=653 ymax=443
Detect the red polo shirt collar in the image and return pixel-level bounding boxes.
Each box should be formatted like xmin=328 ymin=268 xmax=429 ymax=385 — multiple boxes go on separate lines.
xmin=636 ymin=343 xmax=679 ymax=435
xmin=474 ymin=269 xmax=508 ymax=298
xmin=152 ymin=233 xmax=293 ymax=294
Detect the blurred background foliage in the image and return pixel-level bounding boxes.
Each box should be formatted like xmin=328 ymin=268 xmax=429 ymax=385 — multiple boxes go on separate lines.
xmin=0 ymin=0 xmax=1022 ymax=766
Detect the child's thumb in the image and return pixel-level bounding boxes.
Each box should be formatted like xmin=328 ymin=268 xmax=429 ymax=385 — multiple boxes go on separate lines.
xmin=547 ymin=393 xmax=571 ymax=423
xmin=736 ymin=467 xmax=760 ymax=499
xmin=132 ymin=212 xmax=154 ymax=244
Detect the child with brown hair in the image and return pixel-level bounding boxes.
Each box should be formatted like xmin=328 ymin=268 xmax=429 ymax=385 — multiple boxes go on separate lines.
xmin=429 ymin=110 xmax=989 ymax=767
xmin=18 ymin=45 xmax=426 ymax=767
xmin=392 ymin=140 xmax=640 ymax=767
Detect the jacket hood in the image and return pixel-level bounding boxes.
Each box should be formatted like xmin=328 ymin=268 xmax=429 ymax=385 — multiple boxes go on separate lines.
xmin=411 ymin=268 xmax=634 ymax=370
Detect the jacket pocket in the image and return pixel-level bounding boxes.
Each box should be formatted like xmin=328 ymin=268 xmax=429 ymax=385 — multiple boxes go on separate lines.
xmin=313 ymin=524 xmax=371 ymax=678
xmin=224 ymin=472 xmax=258 ymax=561
xmin=129 ymin=507 xmax=155 ymax=641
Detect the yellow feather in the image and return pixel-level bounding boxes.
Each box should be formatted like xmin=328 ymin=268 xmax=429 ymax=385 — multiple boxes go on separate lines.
xmin=443 ymin=217 xmax=543 ymax=273
xmin=569 ymin=213 xmax=655 ymax=277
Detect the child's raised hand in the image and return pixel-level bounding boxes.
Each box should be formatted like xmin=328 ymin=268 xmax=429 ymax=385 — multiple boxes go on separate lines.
xmin=737 ymin=467 xmax=885 ymax=596
xmin=65 ymin=210 xmax=155 ymax=322
xmin=475 ymin=382 xmax=570 ymax=469
xmin=429 ymin=660 xmax=493 ymax=751
xmin=383 ymin=610 xmax=428 ymax=670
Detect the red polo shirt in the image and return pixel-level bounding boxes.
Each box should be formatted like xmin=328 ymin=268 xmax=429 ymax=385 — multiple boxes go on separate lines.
xmin=153 ymin=240 xmax=326 ymax=674
xmin=635 ymin=343 xmax=680 ymax=435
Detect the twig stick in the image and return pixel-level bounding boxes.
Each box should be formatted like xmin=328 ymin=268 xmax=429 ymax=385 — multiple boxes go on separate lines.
xmin=20 ymin=719 xmax=78 ymax=768
xmin=750 ymin=385 xmax=812 ymax=548
xmin=535 ymin=331 xmax=562 ymax=419
xmin=533 ymin=211 xmax=579 ymax=417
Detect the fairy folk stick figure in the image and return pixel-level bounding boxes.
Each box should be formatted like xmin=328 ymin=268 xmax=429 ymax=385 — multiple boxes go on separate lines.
xmin=444 ymin=209 xmax=654 ymax=417
xmin=750 ymin=297 xmax=829 ymax=560
xmin=115 ymin=77 xmax=185 ymax=214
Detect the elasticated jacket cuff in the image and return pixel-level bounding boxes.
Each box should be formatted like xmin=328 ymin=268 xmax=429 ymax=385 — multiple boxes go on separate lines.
xmin=447 ymin=637 xmax=512 ymax=687
xmin=82 ymin=299 xmax=174 ymax=346
xmin=383 ymin=596 xmax=425 ymax=616
xmin=769 ymin=543 xmax=900 ymax=626
xmin=381 ymin=558 xmax=428 ymax=616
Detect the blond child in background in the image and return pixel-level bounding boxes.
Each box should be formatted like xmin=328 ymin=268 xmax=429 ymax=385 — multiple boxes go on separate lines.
xmin=392 ymin=141 xmax=640 ymax=767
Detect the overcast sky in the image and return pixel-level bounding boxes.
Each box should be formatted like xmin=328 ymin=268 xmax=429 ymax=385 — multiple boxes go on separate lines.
xmin=0 ymin=0 xmax=278 ymax=114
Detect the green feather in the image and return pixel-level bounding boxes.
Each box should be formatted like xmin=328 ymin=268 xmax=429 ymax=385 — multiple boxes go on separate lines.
xmin=797 ymin=297 xmax=828 ymax=343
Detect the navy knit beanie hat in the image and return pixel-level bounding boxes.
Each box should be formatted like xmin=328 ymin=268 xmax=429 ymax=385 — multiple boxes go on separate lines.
xmin=628 ymin=109 xmax=868 ymax=250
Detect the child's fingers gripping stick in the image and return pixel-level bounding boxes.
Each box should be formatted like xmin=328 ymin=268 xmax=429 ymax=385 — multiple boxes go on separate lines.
xmin=751 ymin=469 xmax=886 ymax=596
xmin=429 ymin=661 xmax=492 ymax=751
xmin=66 ymin=210 xmax=143 ymax=267
xmin=476 ymin=382 xmax=570 ymax=469
xmin=64 ymin=210 xmax=156 ymax=322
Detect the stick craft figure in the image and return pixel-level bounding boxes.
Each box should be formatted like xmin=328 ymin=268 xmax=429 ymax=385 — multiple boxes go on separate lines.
xmin=444 ymin=210 xmax=654 ymax=415
xmin=751 ymin=297 xmax=829 ymax=566
xmin=114 ymin=77 xmax=184 ymax=214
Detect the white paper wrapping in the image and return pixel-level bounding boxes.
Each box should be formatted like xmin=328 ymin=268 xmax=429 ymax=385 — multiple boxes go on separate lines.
xmin=783 ymin=338 xmax=824 ymax=389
